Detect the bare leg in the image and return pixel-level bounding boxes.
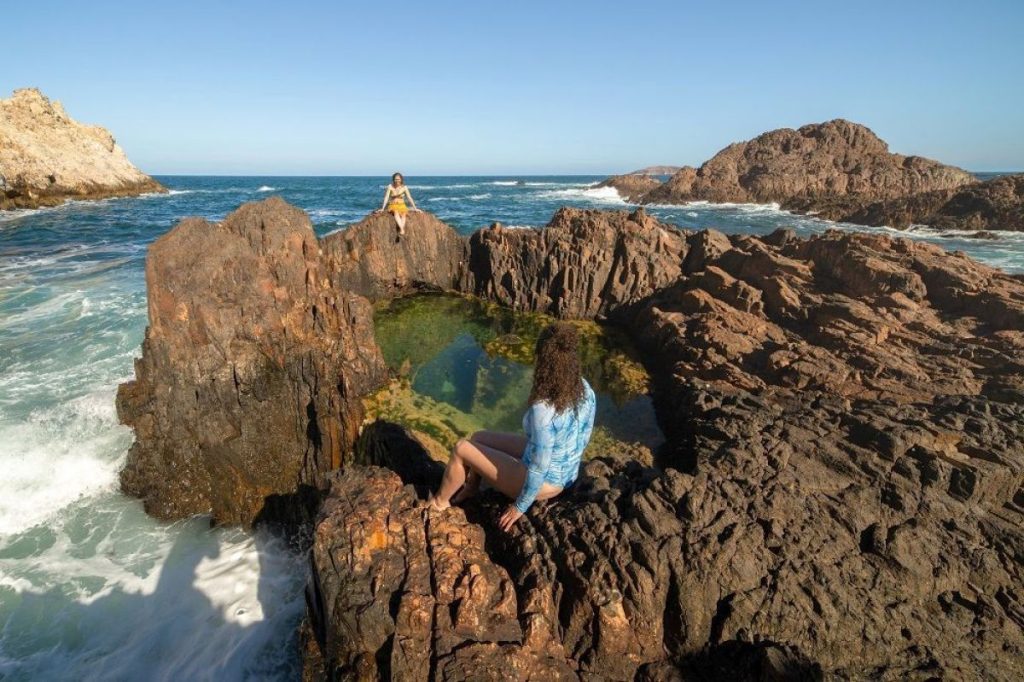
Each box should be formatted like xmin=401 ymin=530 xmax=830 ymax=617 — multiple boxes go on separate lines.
xmin=435 ymin=438 xmax=560 ymax=508
xmin=395 ymin=212 xmax=407 ymax=234
xmin=453 ymin=431 xmax=528 ymax=503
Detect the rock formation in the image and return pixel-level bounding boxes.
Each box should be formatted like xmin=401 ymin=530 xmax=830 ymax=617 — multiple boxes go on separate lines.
xmin=596 ymin=173 xmax=663 ymax=202
xmin=0 ymin=88 xmax=164 ymax=210
xmin=120 ymin=200 xmax=1024 ymax=677
xmin=321 ymin=210 xmax=467 ymax=300
xmin=639 ymin=120 xmax=974 ymax=213
xmin=304 ymin=208 xmax=1024 ymax=679
xmin=842 ymin=172 xmax=1024 ymax=232
xmin=116 ymin=197 xmax=386 ymax=525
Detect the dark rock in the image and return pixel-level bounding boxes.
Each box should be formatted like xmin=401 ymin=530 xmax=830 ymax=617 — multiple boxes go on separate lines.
xmin=842 ymin=173 xmax=1024 ymax=232
xmin=116 ymin=197 xmax=387 ymax=525
xmin=596 ymin=173 xmax=663 ymax=202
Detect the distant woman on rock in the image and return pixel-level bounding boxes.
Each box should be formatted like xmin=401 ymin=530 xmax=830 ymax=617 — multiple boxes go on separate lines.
xmin=377 ymin=172 xmax=419 ymax=235
xmin=428 ymin=322 xmax=597 ymax=531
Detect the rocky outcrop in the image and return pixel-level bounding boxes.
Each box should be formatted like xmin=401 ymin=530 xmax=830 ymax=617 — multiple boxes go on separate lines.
xmin=119 ymin=199 xmax=1024 ymax=677
xmin=596 ymin=173 xmax=663 ymax=202
xmin=321 ymin=210 xmax=467 ymax=300
xmin=636 ymin=120 xmax=975 ymax=219
xmin=302 ymin=207 xmax=1024 ymax=679
xmin=464 ymin=207 xmax=688 ymax=319
xmin=0 ymin=88 xmax=163 ymax=210
xmin=841 ymin=173 xmax=1024 ymax=232
xmin=116 ymin=197 xmax=386 ymax=525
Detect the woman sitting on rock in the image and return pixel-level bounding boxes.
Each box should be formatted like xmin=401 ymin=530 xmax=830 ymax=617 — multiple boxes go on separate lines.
xmin=377 ymin=171 xmax=419 ymax=235
xmin=429 ymin=322 xmax=597 ymax=531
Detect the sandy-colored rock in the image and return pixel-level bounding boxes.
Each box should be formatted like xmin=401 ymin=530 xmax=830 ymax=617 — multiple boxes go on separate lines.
xmin=0 ymin=88 xmax=163 ymax=210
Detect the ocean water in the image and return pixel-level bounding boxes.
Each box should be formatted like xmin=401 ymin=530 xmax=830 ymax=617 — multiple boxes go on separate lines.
xmin=1 ymin=174 xmax=1022 ymax=680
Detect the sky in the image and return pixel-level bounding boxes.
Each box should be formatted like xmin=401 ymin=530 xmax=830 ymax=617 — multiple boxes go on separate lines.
xmin=3 ymin=0 xmax=1023 ymax=175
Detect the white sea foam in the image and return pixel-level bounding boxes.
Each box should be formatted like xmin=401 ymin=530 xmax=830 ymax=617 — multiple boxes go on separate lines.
xmin=256 ymin=185 xmax=277 ymax=192
xmin=489 ymin=181 xmax=518 ymax=186
xmin=535 ymin=186 xmax=629 ymax=204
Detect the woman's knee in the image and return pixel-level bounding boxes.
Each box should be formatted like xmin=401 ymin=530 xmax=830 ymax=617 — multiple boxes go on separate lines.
xmin=452 ymin=438 xmax=473 ymax=461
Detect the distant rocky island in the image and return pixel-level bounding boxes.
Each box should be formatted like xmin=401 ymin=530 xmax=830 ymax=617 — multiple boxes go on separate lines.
xmin=602 ymin=119 xmax=1024 ymax=231
xmin=117 ymin=198 xmax=1024 ymax=679
xmin=0 ymin=88 xmax=163 ymax=210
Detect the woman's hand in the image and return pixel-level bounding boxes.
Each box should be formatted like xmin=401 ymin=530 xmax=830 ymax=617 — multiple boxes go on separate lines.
xmin=498 ymin=504 xmax=523 ymax=532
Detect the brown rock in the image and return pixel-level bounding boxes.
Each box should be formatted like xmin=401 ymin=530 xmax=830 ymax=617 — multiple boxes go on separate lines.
xmin=595 ymin=173 xmax=663 ymax=202
xmin=640 ymin=120 xmax=974 ymax=219
xmin=116 ymin=197 xmax=386 ymax=525
xmin=842 ymin=173 xmax=1024 ymax=232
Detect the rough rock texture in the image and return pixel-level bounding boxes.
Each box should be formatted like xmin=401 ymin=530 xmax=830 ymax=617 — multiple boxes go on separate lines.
xmin=305 ymin=433 xmax=578 ymax=680
xmin=464 ymin=207 xmax=688 ymax=319
xmin=596 ymin=173 xmax=663 ymax=202
xmin=321 ymin=210 xmax=467 ymax=300
xmin=637 ymin=120 xmax=974 ymax=219
xmin=0 ymin=88 xmax=163 ymax=210
xmin=116 ymin=197 xmax=386 ymax=525
xmin=842 ymin=173 xmax=1024 ymax=232
xmin=304 ymin=207 xmax=1024 ymax=679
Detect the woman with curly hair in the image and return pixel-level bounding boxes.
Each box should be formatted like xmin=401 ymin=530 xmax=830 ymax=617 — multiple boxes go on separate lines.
xmin=428 ymin=322 xmax=597 ymax=531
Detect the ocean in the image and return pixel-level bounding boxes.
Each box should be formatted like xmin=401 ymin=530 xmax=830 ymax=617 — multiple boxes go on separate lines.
xmin=1 ymin=175 xmax=1021 ymax=680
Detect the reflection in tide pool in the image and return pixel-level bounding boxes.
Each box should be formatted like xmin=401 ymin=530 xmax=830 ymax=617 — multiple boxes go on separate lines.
xmin=370 ymin=294 xmax=664 ymax=459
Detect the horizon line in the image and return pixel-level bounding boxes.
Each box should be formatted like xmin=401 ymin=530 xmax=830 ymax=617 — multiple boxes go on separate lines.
xmin=148 ymin=169 xmax=1023 ymax=178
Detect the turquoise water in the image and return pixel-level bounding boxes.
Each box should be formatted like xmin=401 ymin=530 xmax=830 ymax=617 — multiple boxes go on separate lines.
xmin=1 ymin=175 xmax=1022 ymax=680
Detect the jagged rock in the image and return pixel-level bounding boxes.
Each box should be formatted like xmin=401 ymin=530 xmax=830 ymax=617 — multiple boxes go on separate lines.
xmin=321 ymin=210 xmax=468 ymax=300
xmin=842 ymin=173 xmax=1024 ymax=232
xmin=0 ymin=88 xmax=164 ymax=210
xmin=118 ymin=198 xmax=1024 ymax=677
xmin=464 ymin=207 xmax=689 ymax=319
xmin=305 ymin=422 xmax=577 ymax=680
xmin=304 ymin=206 xmax=1024 ymax=679
xmin=636 ymin=120 xmax=974 ymax=221
xmin=116 ymin=197 xmax=386 ymax=525
xmin=596 ymin=173 xmax=663 ymax=202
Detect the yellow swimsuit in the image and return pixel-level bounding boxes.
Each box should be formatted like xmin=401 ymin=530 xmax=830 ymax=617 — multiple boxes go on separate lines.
xmin=387 ymin=186 xmax=408 ymax=214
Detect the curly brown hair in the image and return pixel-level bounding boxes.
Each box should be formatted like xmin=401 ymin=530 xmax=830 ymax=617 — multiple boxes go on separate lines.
xmin=528 ymin=322 xmax=585 ymax=413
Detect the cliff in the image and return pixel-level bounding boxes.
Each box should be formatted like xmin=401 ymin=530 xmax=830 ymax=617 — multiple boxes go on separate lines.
xmin=0 ymin=88 xmax=163 ymax=210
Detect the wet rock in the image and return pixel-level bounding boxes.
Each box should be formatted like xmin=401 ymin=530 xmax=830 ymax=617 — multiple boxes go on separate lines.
xmin=116 ymin=197 xmax=387 ymax=525
xmin=0 ymin=88 xmax=164 ymax=210
xmin=596 ymin=173 xmax=663 ymax=202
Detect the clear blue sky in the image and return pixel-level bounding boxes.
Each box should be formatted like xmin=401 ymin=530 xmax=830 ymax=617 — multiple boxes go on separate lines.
xmin=4 ymin=0 xmax=1022 ymax=175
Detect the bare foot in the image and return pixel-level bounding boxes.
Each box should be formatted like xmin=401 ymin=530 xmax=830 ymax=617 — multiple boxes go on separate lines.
xmin=422 ymin=494 xmax=450 ymax=512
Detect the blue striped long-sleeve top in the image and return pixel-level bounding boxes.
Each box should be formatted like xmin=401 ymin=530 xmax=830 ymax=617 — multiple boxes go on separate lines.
xmin=514 ymin=378 xmax=597 ymax=513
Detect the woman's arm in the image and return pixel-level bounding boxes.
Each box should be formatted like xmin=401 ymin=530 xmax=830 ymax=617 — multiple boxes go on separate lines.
xmin=405 ymin=186 xmax=419 ymax=211
xmin=514 ymin=403 xmax=556 ymax=514
xmin=379 ymin=186 xmax=392 ymax=211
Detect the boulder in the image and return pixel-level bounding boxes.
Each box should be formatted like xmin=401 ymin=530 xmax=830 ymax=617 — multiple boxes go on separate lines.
xmin=116 ymin=197 xmax=386 ymax=525
xmin=595 ymin=173 xmax=663 ymax=202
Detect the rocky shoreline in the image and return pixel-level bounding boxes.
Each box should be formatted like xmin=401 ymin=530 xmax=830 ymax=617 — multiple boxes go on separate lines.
xmin=0 ymin=88 xmax=163 ymax=210
xmin=117 ymin=199 xmax=1024 ymax=679
xmin=601 ymin=119 xmax=1024 ymax=232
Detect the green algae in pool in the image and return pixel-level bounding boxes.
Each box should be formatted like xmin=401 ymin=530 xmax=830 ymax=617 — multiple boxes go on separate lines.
xmin=368 ymin=294 xmax=663 ymax=463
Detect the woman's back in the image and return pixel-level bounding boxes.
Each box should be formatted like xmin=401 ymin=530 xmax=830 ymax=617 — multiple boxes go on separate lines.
xmin=521 ymin=378 xmax=596 ymax=488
